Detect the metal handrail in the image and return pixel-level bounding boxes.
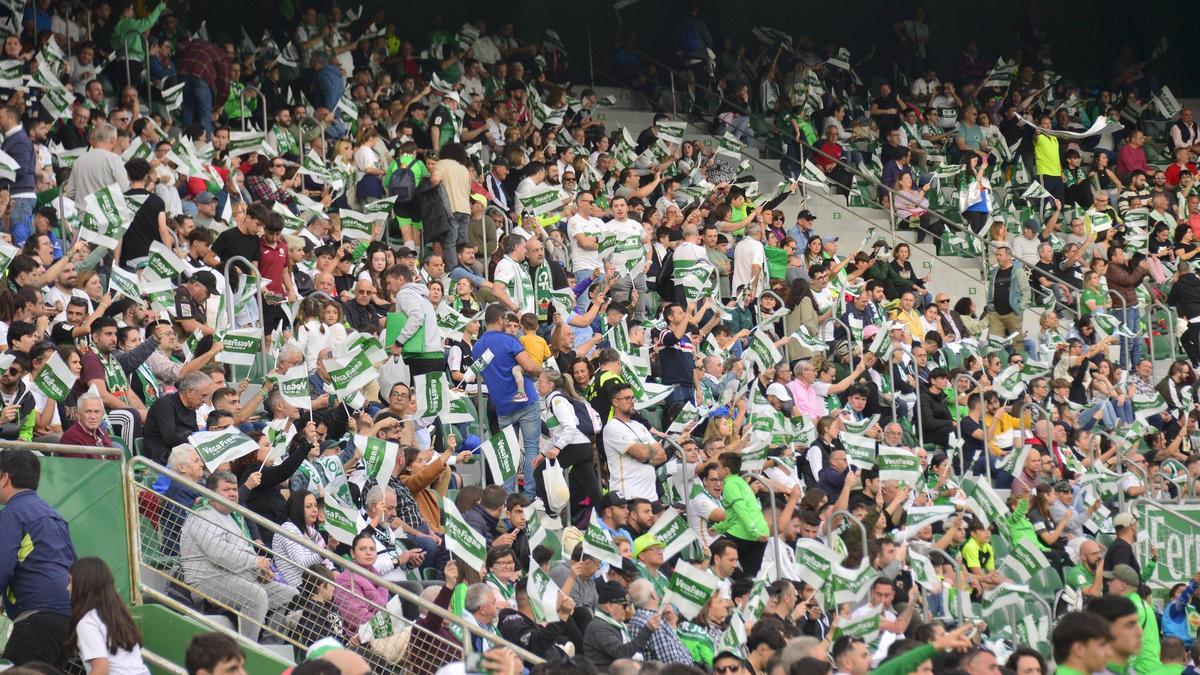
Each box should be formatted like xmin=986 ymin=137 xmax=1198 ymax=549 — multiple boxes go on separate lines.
xmin=0 ymin=438 xmax=124 ymax=457
xmin=743 ymin=471 xmax=780 ymax=581
xmin=908 ymin=541 xmax=966 ymax=625
xmin=126 ymin=456 xmax=546 ymax=665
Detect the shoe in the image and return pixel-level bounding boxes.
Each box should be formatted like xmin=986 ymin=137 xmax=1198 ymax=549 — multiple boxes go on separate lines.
xmin=512 ymin=393 xmax=528 ymax=403
xmin=530 ymin=498 xmax=546 ymax=512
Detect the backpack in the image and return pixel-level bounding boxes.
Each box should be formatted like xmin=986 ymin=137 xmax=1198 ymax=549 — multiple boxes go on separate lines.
xmin=552 ymin=391 xmax=599 ymax=439
xmin=655 ymin=247 xmax=676 ymax=301
xmin=388 ymin=161 xmax=417 ymax=203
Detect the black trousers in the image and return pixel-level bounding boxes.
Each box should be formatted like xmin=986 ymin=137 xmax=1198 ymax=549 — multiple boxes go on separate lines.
xmin=1183 ymin=321 xmax=1200 ymax=366
xmin=733 ymin=537 xmax=769 ymax=578
xmin=534 ymin=442 xmax=603 ymax=525
xmin=4 ymin=611 xmax=69 ymax=667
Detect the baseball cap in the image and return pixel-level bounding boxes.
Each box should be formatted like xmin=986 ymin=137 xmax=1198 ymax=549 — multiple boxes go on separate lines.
xmin=189 ymin=270 xmax=219 ymax=295
xmin=1053 ymin=481 xmax=1073 ymax=494
xmin=766 ymin=382 xmax=792 ymax=402
xmin=596 ymin=580 xmax=629 ymax=605
xmin=443 ymin=91 xmax=461 ymax=105
xmin=1103 ymin=563 xmax=1139 ymax=587
xmin=598 ymin=492 xmax=628 ymax=512
xmin=797 ymin=209 xmax=817 ymax=221
xmin=193 ymin=191 xmax=216 ymax=204
xmin=1023 ymin=217 xmax=1040 ymax=232
xmin=633 ymin=534 xmax=664 ymax=558
xmin=1113 ymin=512 xmax=1136 ymax=529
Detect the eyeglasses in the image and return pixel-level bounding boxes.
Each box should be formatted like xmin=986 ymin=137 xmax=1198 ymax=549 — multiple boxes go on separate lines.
xmin=390 ymin=391 xmax=410 ymax=400
xmin=936 ymin=299 xmax=949 ymax=304
xmin=614 ymin=395 xmax=635 ymax=402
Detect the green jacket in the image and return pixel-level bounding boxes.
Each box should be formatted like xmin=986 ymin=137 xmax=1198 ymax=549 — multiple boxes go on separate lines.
xmin=1129 ymin=592 xmax=1161 ymax=675
xmin=714 ymin=475 xmax=768 ymax=542
xmin=110 ymin=2 xmax=166 ymax=62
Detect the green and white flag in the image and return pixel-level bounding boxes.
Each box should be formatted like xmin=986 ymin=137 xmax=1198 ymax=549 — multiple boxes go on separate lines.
xmin=323 ymin=349 xmax=377 ymax=399
xmin=273 ymin=201 xmax=305 ymax=235
xmin=716 ymin=133 xmax=745 ymax=160
xmin=876 ymin=447 xmax=922 ymax=483
xmin=79 ymin=183 xmax=132 ymax=249
xmin=657 ymin=120 xmax=687 ymax=145
xmin=443 ymin=498 xmax=488 ymax=573
xmin=1154 ymin=86 xmax=1182 ymax=119
xmin=468 ymin=348 xmax=494 ymax=382
xmin=835 ymin=606 xmax=881 ymax=644
xmin=842 ymin=414 xmax=880 ymax=435
xmin=32 ymin=351 xmax=77 ymax=402
xmin=635 ymin=382 xmax=675 ymax=410
xmin=162 ymin=81 xmax=184 ymax=111
xmin=832 ymin=563 xmax=876 ymax=605
xmin=790 ymin=325 xmax=827 ymax=352
xmin=107 ymin=265 xmax=144 ymax=305
xmin=668 ymin=402 xmax=702 ymax=434
xmin=663 ymin=562 xmax=720 ymax=620
xmin=1021 ymin=181 xmax=1052 ymax=201
xmin=414 ymin=370 xmax=450 ymax=418
xmin=0 ymin=240 xmax=16 ymax=278
xmin=480 ymin=426 xmax=522 ymax=485
xmin=745 ymin=329 xmax=782 ymax=370
xmin=357 ymin=595 xmax=404 ymax=643
xmin=146 ymin=240 xmax=185 ymax=282
xmin=324 ymin=472 xmax=367 ymax=546
xmin=435 ymin=303 xmax=480 ymax=342
xmin=906 ymin=548 xmax=941 ymax=592
xmin=227 ymin=130 xmax=267 ymax=158
xmin=274 ymin=364 xmax=311 ymax=409
xmin=145 ymin=278 xmax=175 ymax=315
xmin=582 ymin=510 xmax=624 ymax=566
xmin=355 ymin=434 xmax=399 ymax=482
xmin=961 ymin=480 xmax=1010 ymax=528
xmin=793 ymin=539 xmax=840 ymax=590
xmin=843 ymin=432 xmax=877 ymax=469
xmin=997 ymin=443 xmax=1032 ymax=476
xmin=526 ymin=565 xmax=561 ymax=623
xmin=442 ymin=390 xmax=477 ymax=425
xmin=338 ymin=208 xmax=385 ymax=240
xmin=364 ymin=195 xmax=398 ymax=215
xmin=648 ymin=508 xmax=699 ymax=560
xmin=215 ymin=328 xmax=263 ymax=367
xmin=868 ymin=321 xmax=895 ymax=357
xmin=992 ymin=364 xmax=1026 ymax=399
xmin=1091 ymin=312 xmax=1138 ymax=339
xmin=717 ymin=613 xmax=747 ymax=658
xmin=1133 ymin=393 xmax=1168 ymax=419
xmin=0 ymin=149 xmax=18 ymax=182
xmin=1002 ymin=535 xmax=1052 ymax=582
xmin=517 ymin=185 xmax=569 ymax=217
xmin=899 ymin=506 xmax=958 ymax=541
xmin=189 ymin=428 xmax=259 ymax=471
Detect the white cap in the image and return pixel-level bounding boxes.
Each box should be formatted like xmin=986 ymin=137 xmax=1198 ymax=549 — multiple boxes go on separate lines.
xmin=443 ymin=91 xmax=461 ymax=105
xmin=766 ymin=382 xmax=792 ymax=402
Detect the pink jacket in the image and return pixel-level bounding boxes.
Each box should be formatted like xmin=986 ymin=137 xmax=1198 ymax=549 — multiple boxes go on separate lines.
xmin=333 ymin=571 xmax=389 ymax=634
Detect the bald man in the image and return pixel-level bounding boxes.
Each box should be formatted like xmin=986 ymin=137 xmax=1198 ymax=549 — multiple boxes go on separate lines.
xmin=1065 ymin=539 xmax=1105 ymax=599
xmin=320 ymin=649 xmax=370 ymax=675
xmin=313 ymin=272 xmax=336 ymax=297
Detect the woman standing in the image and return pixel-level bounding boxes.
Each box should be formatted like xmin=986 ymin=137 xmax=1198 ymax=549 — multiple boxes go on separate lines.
xmin=353 ymin=126 xmax=387 ymax=203
xmin=67 ymin=557 xmax=149 ymax=674
xmin=958 ymin=154 xmax=992 ymax=234
xmin=890 ymin=243 xmax=931 ymax=306
xmin=535 ymin=371 xmax=602 ymax=527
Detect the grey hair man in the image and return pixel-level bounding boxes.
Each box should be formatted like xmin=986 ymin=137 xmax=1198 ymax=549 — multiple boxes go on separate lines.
xmin=63 ymin=122 xmax=129 ymax=209
xmin=143 ymin=372 xmax=213 ymax=464
xmin=464 ymin=582 xmax=500 ymax=651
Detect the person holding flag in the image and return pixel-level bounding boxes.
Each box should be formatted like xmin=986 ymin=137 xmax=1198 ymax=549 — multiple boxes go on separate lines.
xmin=582 ymin=581 xmax=660 ymax=670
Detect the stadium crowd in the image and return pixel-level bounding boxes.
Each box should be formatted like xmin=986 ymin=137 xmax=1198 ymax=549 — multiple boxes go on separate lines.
xmin=0 ymin=2 xmax=1196 ymax=675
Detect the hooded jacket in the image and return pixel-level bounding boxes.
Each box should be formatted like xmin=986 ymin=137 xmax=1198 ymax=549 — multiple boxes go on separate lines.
xmin=393 ymin=282 xmax=444 ymax=359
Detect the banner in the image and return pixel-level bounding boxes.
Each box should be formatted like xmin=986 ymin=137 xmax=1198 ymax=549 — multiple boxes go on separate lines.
xmin=215 ymin=328 xmax=263 ymax=366
xmin=832 ymin=563 xmax=876 ymax=605
xmin=1003 ymin=535 xmax=1052 ymax=582
xmin=647 ymin=508 xmax=699 ymax=560
xmin=745 ymin=329 xmax=782 ymax=370
xmin=662 ymin=562 xmax=719 ymax=620
xmin=189 ymin=428 xmax=259 ymax=471
xmin=992 ymin=365 xmax=1026 ymax=399
xmin=443 ymin=498 xmax=487 ymax=573
xmin=356 ymin=434 xmax=399 ymax=483
xmin=435 ymin=303 xmax=480 ymax=342
xmin=1133 ymin=393 xmax=1168 ymax=419
xmin=793 ymin=539 xmax=840 ymax=590
xmin=107 ymin=265 xmax=144 ymax=304
xmin=668 ymin=402 xmax=702 ymax=434
xmin=876 ymin=447 xmax=922 ymax=483
xmin=526 ymin=565 xmax=560 ymax=623
xmin=480 ymin=426 xmax=522 ymax=484
xmin=274 ymin=364 xmax=312 ymax=409
xmin=32 ymin=351 xmax=77 ymax=402
xmin=835 ymin=606 xmax=881 ymax=644
xmin=582 ymin=511 xmax=624 ymax=566
xmin=442 ymin=390 xmax=477 ymax=425
xmin=323 ymin=472 xmax=366 ymax=546
xmin=414 ymin=370 xmax=450 ymax=418
xmin=790 ymin=325 xmax=827 ymax=353
xmin=79 ymin=183 xmax=132 ymax=249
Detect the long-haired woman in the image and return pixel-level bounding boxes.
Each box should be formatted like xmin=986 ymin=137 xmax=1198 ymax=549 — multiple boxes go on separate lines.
xmin=535 ymin=370 xmax=602 ymax=528
xmin=67 ymin=557 xmax=149 ymax=674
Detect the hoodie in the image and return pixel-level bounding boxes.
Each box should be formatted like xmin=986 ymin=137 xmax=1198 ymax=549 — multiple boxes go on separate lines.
xmin=393 ymin=282 xmax=444 ymax=359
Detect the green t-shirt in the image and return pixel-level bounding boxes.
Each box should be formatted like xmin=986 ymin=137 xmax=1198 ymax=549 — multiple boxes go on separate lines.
xmin=1080 ymin=289 xmax=1107 ymax=317
xmin=1064 ymin=562 xmax=1095 ymax=590
xmin=1130 ymin=592 xmax=1161 ymax=674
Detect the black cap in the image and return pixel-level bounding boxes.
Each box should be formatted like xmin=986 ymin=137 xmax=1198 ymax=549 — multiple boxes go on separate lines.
xmin=612 ymin=558 xmax=640 ymax=578
xmin=598 ymin=492 xmax=629 ymax=512
xmin=797 ymin=209 xmax=817 ymax=221
xmin=596 ymin=580 xmax=628 ymax=604
xmin=189 ymin=270 xmax=219 ymax=295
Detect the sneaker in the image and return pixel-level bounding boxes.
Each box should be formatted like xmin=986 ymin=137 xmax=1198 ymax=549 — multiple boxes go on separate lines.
xmin=512 ymin=392 xmax=528 ymax=403
xmin=530 ymin=498 xmax=546 ymax=512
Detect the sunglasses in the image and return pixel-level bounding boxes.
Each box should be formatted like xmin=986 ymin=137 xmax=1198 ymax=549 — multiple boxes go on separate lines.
xmin=715 ymin=666 xmax=742 ymax=674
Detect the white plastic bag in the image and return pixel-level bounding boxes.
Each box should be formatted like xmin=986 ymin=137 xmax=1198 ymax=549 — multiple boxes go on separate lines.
xmin=543 ymin=457 xmax=570 ymax=515
xmin=378 ymin=356 xmax=409 ymax=405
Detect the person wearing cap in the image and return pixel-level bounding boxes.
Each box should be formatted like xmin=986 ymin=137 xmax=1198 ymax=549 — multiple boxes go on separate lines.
xmin=190 ymin=191 xmax=222 ymax=230
xmin=1103 ymin=563 xmax=1160 ymax=672
xmin=920 ymin=368 xmax=957 ymax=447
xmin=788 ymin=210 xmax=818 ymax=251
xmin=632 ymin=534 xmax=668 ymax=596
xmin=429 ymin=91 xmax=460 ymax=152
xmin=1104 ymin=512 xmax=1156 ymax=583
xmin=582 ymin=580 xmax=659 ymax=670
xmin=175 ymin=271 xmax=219 ymax=338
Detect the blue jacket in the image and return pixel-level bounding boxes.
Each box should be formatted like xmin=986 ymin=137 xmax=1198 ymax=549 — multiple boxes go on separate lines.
xmin=1163 ymin=578 xmax=1199 ymax=647
xmin=1 ymin=127 xmax=36 ymax=195
xmin=0 ymin=490 xmax=76 ymax=618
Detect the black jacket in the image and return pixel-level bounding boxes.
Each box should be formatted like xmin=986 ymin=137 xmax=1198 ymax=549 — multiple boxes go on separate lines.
xmin=498 ymin=608 xmax=582 ymax=660
xmin=416 ymin=178 xmax=453 ymax=242
xmin=142 ymin=392 xmax=198 ymax=464
xmin=920 ymin=384 xmax=955 ymax=444
xmin=1169 ymin=272 xmax=1200 ymax=320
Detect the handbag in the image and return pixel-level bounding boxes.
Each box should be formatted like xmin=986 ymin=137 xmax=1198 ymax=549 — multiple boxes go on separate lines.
xmin=543 ymin=457 xmax=570 ymax=515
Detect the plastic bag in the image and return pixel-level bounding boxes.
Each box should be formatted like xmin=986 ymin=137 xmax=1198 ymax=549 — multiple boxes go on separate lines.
xmin=543 ymin=457 xmax=570 ymax=515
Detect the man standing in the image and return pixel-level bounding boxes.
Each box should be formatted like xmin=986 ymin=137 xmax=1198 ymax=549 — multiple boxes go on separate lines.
xmin=601 ymin=383 xmax=664 ymax=500
xmin=178 ymin=39 xmax=230 ymax=139
xmin=525 ymin=237 xmax=569 ymax=329
xmin=713 ymin=452 xmax=769 ymax=577
xmin=474 ymin=304 xmax=543 ymax=498
xmin=0 ymin=450 xmax=76 ymax=666
xmin=1090 ymin=593 xmax=1148 ymax=675
xmin=1106 ymin=246 xmax=1150 ymax=368
xmin=985 ymin=247 xmax=1031 ymax=354
xmin=567 ymin=192 xmax=604 ymax=300
xmin=62 ymin=124 xmax=129 ymax=211
xmin=492 ymin=234 xmax=535 ymax=316
xmin=391 ymin=264 xmax=447 ymax=381
xmin=732 ymin=222 xmax=767 ymax=297
xmin=0 ymin=107 xmax=36 ymax=244
xmin=143 ymin=372 xmax=215 ymax=464
xmin=605 ymin=196 xmax=650 ymax=320
xmin=73 ymin=317 xmax=158 ymax=423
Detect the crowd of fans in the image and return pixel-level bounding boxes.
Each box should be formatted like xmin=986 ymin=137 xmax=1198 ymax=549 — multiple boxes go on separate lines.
xmin=0 ymin=2 xmax=1196 ymax=675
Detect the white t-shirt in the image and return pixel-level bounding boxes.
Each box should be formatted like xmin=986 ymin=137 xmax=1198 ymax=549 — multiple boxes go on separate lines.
xmin=494 ymin=256 xmax=535 ymax=315
xmin=77 ymin=609 xmax=150 ymax=675
xmin=689 ymin=490 xmax=722 ymax=544
xmin=731 ymin=237 xmax=766 ymax=294
xmin=852 ymin=603 xmax=899 ymax=666
xmin=603 ymin=416 xmax=657 ymax=499
xmin=566 ymin=214 xmax=604 ymax=272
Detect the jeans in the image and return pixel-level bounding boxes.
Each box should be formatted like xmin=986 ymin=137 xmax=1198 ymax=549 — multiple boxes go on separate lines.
xmin=611 ymin=272 xmax=648 ymax=320
xmin=722 ymin=115 xmax=753 ymax=145
xmin=497 ymin=401 xmax=542 ymax=499
xmin=1118 ymin=306 xmax=1142 ymax=368
xmin=181 ymin=75 xmax=214 ymax=138
xmin=8 ymin=197 xmax=34 ymax=241
xmin=448 ymin=212 xmax=470 ymax=269
xmin=1079 ymin=399 xmax=1118 ymax=431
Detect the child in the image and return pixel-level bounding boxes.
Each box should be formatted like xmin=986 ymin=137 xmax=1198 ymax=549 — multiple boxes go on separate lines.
xmin=287 ymin=564 xmax=346 ymax=660
xmin=514 ymin=313 xmax=550 ymax=402
xmin=67 ymin=557 xmax=150 ymax=674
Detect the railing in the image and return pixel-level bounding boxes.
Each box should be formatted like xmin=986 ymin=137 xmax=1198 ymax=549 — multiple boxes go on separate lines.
xmin=127 ymin=456 xmax=545 ymax=671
